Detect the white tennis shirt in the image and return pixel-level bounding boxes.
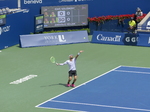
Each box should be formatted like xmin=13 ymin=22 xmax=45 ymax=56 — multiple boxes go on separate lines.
xmin=59 ymin=58 xmax=76 ymax=71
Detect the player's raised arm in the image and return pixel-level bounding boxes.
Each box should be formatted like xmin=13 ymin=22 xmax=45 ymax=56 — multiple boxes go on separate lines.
xmin=56 ymin=61 xmax=67 ymax=66
xmin=75 ymin=50 xmax=83 ymax=59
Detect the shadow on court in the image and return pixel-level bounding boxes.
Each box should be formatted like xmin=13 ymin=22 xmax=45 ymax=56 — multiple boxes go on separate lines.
xmin=40 ymin=83 xmax=66 ymax=87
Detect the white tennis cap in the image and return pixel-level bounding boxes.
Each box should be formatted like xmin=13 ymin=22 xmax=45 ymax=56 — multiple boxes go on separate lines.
xmin=69 ymin=54 xmax=73 ymax=57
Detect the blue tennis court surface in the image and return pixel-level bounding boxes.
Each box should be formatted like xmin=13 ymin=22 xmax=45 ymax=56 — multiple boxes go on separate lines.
xmin=36 ymin=66 xmax=150 ymax=112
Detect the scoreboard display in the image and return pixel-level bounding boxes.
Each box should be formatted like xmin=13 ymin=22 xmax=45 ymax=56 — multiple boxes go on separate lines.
xmin=0 ymin=14 xmax=6 ymax=26
xmin=41 ymin=4 xmax=88 ymax=28
xmin=34 ymin=14 xmax=44 ymax=33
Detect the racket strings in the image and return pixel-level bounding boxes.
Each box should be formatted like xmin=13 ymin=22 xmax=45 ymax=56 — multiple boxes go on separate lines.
xmin=50 ymin=56 xmax=55 ymax=63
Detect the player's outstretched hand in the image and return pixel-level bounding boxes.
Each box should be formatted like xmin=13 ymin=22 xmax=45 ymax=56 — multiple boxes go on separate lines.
xmin=79 ymin=50 xmax=83 ymax=53
xmin=56 ymin=63 xmax=59 ymax=66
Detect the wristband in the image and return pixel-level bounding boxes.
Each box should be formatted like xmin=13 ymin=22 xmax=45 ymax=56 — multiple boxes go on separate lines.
xmin=78 ymin=52 xmax=80 ymax=55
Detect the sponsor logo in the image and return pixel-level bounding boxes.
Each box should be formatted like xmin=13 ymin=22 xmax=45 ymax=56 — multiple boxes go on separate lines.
xmin=58 ymin=35 xmax=66 ymax=42
xmin=24 ymin=0 xmax=42 ymax=4
xmin=148 ymin=37 xmax=150 ymax=44
xmin=97 ymin=34 xmax=121 ymax=42
xmin=44 ymin=35 xmax=66 ymax=43
xmin=23 ymin=9 xmax=29 ymax=13
xmin=123 ymin=34 xmax=138 ymax=46
xmin=146 ymin=21 xmax=150 ymax=30
xmin=125 ymin=37 xmax=138 ymax=43
xmin=0 ymin=25 xmax=10 ymax=35
xmin=10 ymin=75 xmax=37 ymax=84
xmin=36 ymin=25 xmax=43 ymax=31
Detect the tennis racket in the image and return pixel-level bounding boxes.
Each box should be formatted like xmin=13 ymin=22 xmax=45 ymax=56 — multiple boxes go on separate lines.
xmin=50 ymin=56 xmax=56 ymax=63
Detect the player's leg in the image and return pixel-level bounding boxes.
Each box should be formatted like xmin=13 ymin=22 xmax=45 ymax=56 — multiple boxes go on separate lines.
xmin=67 ymin=71 xmax=73 ymax=87
xmin=71 ymin=70 xmax=77 ymax=87
xmin=71 ymin=75 xmax=77 ymax=87
xmin=67 ymin=76 xmax=72 ymax=87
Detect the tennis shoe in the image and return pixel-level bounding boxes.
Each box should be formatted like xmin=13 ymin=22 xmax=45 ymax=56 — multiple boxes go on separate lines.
xmin=71 ymin=84 xmax=75 ymax=87
xmin=66 ymin=84 xmax=70 ymax=87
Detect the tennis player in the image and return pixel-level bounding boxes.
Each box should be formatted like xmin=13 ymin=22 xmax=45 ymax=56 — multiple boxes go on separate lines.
xmin=56 ymin=50 xmax=83 ymax=87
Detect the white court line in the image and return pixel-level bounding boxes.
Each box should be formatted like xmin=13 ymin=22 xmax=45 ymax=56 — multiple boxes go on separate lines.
xmin=121 ymin=65 xmax=150 ymax=69
xmin=51 ymin=100 xmax=150 ymax=112
xmin=35 ymin=66 xmax=121 ymax=108
xmin=114 ymin=70 xmax=150 ymax=75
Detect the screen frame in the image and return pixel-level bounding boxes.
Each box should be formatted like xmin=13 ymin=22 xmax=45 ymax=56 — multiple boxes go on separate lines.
xmin=41 ymin=4 xmax=88 ymax=28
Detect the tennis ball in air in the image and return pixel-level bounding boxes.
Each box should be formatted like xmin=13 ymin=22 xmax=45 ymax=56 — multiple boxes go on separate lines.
xmin=84 ymin=37 xmax=86 ymax=39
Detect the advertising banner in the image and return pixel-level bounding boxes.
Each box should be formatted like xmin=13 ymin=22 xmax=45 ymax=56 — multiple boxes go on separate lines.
xmin=91 ymin=31 xmax=125 ymax=45
xmin=123 ymin=33 xmax=138 ymax=46
xmin=91 ymin=31 xmax=140 ymax=46
xmin=137 ymin=34 xmax=150 ymax=47
xmin=20 ymin=30 xmax=89 ymax=48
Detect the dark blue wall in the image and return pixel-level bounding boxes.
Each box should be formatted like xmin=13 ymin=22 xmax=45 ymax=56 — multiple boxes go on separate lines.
xmin=0 ymin=0 xmax=17 ymax=8
xmin=1 ymin=0 xmax=150 ymax=16
xmin=0 ymin=12 xmax=31 ymax=50
xmin=20 ymin=0 xmax=150 ymax=17
xmin=91 ymin=0 xmax=150 ymax=16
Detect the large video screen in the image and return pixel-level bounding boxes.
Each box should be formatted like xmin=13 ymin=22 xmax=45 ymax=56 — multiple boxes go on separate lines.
xmin=41 ymin=4 xmax=88 ymax=28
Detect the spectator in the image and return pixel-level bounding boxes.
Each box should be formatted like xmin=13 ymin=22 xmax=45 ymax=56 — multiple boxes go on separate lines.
xmin=133 ymin=14 xmax=138 ymax=28
xmin=128 ymin=17 xmax=136 ymax=33
xmin=135 ymin=7 xmax=143 ymax=17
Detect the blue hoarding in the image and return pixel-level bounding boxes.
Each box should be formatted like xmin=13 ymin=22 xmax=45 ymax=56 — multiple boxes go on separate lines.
xmin=137 ymin=33 xmax=150 ymax=47
xmin=0 ymin=11 xmax=31 ymax=50
xmin=91 ymin=31 xmax=125 ymax=45
xmin=20 ymin=30 xmax=89 ymax=48
xmin=123 ymin=33 xmax=138 ymax=46
xmin=91 ymin=31 xmax=150 ymax=47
